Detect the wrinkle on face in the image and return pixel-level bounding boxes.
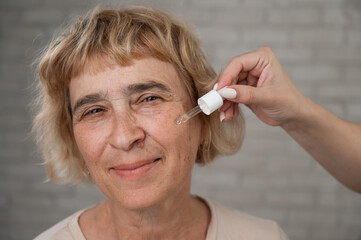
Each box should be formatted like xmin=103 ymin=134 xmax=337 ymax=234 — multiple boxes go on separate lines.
xmin=70 ymin=57 xmax=202 ymax=212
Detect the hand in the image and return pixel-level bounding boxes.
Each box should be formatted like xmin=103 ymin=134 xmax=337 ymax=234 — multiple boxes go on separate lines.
xmin=217 ymin=47 xmax=308 ymax=127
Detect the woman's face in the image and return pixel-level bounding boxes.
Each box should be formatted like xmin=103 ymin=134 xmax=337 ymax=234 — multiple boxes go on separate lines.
xmin=69 ymin=57 xmax=202 ymax=209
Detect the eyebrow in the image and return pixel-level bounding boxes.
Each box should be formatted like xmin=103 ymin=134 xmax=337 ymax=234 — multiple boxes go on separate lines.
xmin=72 ymin=93 xmax=105 ymax=114
xmin=72 ymin=81 xmax=172 ymax=114
xmin=124 ymin=81 xmax=172 ymax=95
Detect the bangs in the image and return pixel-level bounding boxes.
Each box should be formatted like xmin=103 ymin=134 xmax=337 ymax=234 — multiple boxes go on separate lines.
xmin=54 ymin=7 xmax=182 ymax=84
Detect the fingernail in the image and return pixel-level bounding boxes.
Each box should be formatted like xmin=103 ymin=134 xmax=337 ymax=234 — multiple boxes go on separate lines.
xmin=220 ymin=111 xmax=225 ymax=122
xmin=213 ymin=83 xmax=218 ymax=90
xmin=219 ymin=88 xmax=237 ymax=99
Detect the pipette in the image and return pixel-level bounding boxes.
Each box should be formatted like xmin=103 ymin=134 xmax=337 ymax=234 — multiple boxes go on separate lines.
xmin=176 ymin=105 xmax=202 ymax=125
xmin=176 ymin=88 xmax=225 ymax=125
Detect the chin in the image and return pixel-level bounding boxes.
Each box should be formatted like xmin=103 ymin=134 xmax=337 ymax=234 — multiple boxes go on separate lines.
xmin=96 ymin=164 xmax=192 ymax=210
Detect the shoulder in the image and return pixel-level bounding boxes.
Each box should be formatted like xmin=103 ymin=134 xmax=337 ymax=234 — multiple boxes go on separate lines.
xmin=34 ymin=210 xmax=85 ymax=240
xmin=204 ymin=198 xmax=288 ymax=240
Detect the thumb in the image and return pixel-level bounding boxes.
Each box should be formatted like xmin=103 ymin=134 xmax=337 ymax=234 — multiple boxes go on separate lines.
xmin=219 ymin=85 xmax=260 ymax=105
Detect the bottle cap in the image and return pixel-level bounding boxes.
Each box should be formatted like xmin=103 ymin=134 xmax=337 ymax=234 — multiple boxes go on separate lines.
xmin=197 ymin=90 xmax=223 ymax=115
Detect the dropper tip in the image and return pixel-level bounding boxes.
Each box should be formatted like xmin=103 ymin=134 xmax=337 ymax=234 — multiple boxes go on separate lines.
xmin=176 ymin=114 xmax=189 ymax=125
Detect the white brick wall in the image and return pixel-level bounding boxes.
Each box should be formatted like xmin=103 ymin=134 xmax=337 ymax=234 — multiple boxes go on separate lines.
xmin=1 ymin=0 xmax=361 ymax=239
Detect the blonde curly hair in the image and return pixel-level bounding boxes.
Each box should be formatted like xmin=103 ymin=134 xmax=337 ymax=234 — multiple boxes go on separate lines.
xmin=32 ymin=5 xmax=245 ymax=184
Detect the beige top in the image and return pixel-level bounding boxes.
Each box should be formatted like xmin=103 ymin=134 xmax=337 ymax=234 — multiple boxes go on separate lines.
xmin=34 ymin=198 xmax=288 ymax=240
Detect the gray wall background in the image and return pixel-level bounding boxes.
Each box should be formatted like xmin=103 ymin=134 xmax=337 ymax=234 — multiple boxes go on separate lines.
xmin=1 ymin=0 xmax=361 ymax=239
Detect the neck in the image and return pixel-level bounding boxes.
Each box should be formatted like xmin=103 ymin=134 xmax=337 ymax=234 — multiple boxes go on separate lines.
xmin=87 ymin=190 xmax=210 ymax=239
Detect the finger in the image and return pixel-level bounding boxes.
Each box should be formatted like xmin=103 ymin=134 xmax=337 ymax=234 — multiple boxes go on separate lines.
xmin=222 ymin=85 xmax=260 ymax=105
xmin=239 ymin=80 xmax=248 ymax=85
xmin=236 ymin=72 xmax=248 ymax=84
xmin=247 ymin=73 xmax=259 ymax=87
xmin=223 ymin=105 xmax=235 ymax=121
xmin=232 ymin=104 xmax=240 ymax=119
xmin=219 ymin=101 xmax=237 ymax=121
xmin=217 ymin=49 xmax=269 ymax=89
xmin=219 ymin=100 xmax=234 ymax=112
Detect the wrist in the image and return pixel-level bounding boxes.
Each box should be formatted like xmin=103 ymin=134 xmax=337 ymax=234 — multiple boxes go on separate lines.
xmin=280 ymin=95 xmax=316 ymax=134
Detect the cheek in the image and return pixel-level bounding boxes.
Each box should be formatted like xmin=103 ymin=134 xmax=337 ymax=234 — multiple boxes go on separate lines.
xmin=73 ymin=124 xmax=106 ymax=164
xmin=141 ymin=107 xmax=201 ymax=163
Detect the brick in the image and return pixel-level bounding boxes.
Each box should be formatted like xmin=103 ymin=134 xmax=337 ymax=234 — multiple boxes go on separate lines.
xmin=266 ymin=154 xmax=313 ymax=174
xmin=0 ymin=10 xmax=22 ymax=26
xmin=243 ymin=0 xmax=275 ymax=8
xmin=0 ymin=230 xmax=11 ymax=240
xmin=244 ymin=206 xmax=288 ymax=223
xmin=289 ymin=209 xmax=338 ymax=227
xmin=183 ymin=8 xmax=215 ymax=26
xmin=214 ymin=189 xmax=266 ymax=207
xmin=0 ymin=43 xmax=31 ymax=63
xmin=266 ymin=190 xmax=315 ymax=207
xmin=244 ymin=28 xmax=290 ymax=46
xmin=345 ymin=66 xmax=361 ymax=81
xmin=208 ymin=45 xmax=252 ymax=70
xmin=315 ymin=47 xmax=361 ymax=63
xmin=56 ymin=194 xmax=100 ymax=212
xmin=316 ymin=190 xmax=339 ymax=208
xmin=192 ymin=165 xmax=239 ymax=189
xmin=323 ymin=9 xmax=352 ymax=27
xmin=190 ymin=0 xmax=240 ymax=9
xmin=312 ymin=225 xmax=361 ymax=240
xmin=347 ymin=29 xmax=361 ymax=46
xmin=317 ymin=83 xmax=361 ymax=100
xmin=340 ymin=209 xmax=361 ymax=227
xmin=288 ymin=63 xmax=341 ymax=83
xmin=268 ymin=8 xmax=321 ymax=27
xmin=273 ymin=0 xmax=344 ymax=8
xmin=10 ymin=194 xmax=55 ymax=213
xmin=212 ymin=8 xmax=266 ymax=27
xmin=40 ymin=0 xmax=92 ymax=10
xmin=283 ymin=223 xmax=309 ymax=240
xmin=0 ymin=0 xmax=41 ymax=10
xmin=336 ymin=188 xmax=361 ymax=209
xmin=0 ymin=26 xmax=46 ymax=45
xmin=272 ymin=47 xmax=314 ymax=64
xmin=27 ymin=180 xmax=75 ymax=196
xmin=346 ymin=102 xmax=361 ymax=122
xmin=288 ymin=171 xmax=337 ymax=190
xmin=240 ymin=174 xmax=292 ymax=191
xmin=199 ymin=26 xmax=240 ymax=45
xmin=291 ymin=29 xmax=345 ymax=47
xmin=21 ymin=9 xmax=65 ymax=26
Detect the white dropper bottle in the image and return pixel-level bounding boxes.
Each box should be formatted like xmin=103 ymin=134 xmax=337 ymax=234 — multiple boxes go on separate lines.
xmin=176 ymin=87 xmax=228 ymax=125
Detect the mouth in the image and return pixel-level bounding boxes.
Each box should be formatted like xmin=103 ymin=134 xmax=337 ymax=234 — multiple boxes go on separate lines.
xmin=110 ymin=158 xmax=161 ymax=180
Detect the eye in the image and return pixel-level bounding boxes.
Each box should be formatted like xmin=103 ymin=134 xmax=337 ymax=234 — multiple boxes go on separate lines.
xmin=82 ymin=107 xmax=105 ymax=118
xmin=142 ymin=96 xmax=160 ymax=102
xmin=88 ymin=108 xmax=103 ymax=114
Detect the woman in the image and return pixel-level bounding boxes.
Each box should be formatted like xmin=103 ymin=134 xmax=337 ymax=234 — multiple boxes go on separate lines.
xmin=33 ymin=6 xmax=288 ymax=239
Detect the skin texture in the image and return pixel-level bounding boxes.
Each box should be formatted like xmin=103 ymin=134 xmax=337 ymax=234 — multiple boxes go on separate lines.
xmin=69 ymin=57 xmax=210 ymax=239
xmin=217 ymin=46 xmax=361 ymax=193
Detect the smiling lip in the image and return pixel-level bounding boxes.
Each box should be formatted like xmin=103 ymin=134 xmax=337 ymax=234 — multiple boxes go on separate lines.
xmin=110 ymin=158 xmax=161 ymax=180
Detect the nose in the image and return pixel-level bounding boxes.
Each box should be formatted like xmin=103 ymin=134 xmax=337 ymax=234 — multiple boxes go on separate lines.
xmin=109 ymin=112 xmax=145 ymax=151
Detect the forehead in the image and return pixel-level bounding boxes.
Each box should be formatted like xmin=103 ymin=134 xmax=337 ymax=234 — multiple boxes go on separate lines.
xmin=69 ymin=57 xmax=188 ymax=101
